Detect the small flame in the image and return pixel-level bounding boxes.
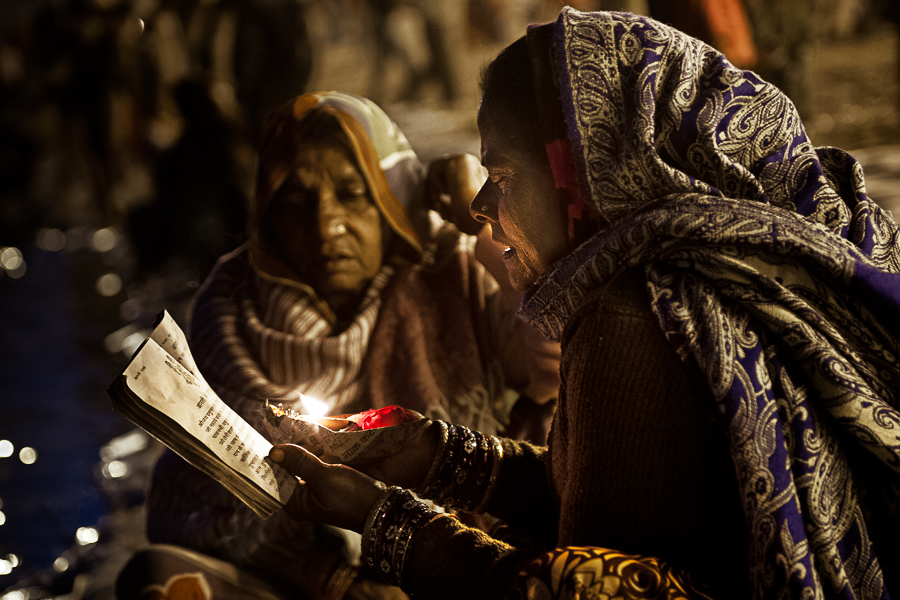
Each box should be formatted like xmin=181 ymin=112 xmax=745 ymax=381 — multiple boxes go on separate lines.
xmin=299 ymin=394 xmax=328 ymax=417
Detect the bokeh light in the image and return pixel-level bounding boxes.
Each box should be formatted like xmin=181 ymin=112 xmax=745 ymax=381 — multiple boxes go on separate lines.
xmin=53 ymin=557 xmax=69 ymax=573
xmin=96 ymin=273 xmax=123 ymax=297
xmin=100 ymin=429 xmax=148 ymax=462
xmin=122 ymin=331 xmax=147 ymax=356
xmin=1 ymin=591 xmax=25 ymax=600
xmin=0 ymin=560 xmax=12 ymax=576
xmin=119 ymin=297 xmax=143 ymax=321
xmin=103 ymin=324 xmax=139 ymax=354
xmin=0 ymin=247 xmax=26 ymax=279
xmin=18 ymin=447 xmax=36 ymax=465
xmin=0 ymin=440 xmax=13 ymax=458
xmin=5 ymin=263 xmax=26 ymax=279
xmin=0 ymin=511 xmax=6 ymax=526
xmin=6 ymin=555 xmax=19 ymax=568
xmin=92 ymin=227 xmax=118 ymax=252
xmin=102 ymin=430 xmax=145 ymax=460
xmin=75 ymin=526 xmax=99 ymax=545
xmin=36 ymin=228 xmax=66 ymax=252
xmin=103 ymin=460 xmax=128 ymax=479
xmin=0 ymin=247 xmax=23 ymax=270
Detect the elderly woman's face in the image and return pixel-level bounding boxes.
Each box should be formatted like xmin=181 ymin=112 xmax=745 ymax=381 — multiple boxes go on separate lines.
xmin=470 ymin=106 xmax=569 ymax=291
xmin=268 ymin=141 xmax=383 ymax=313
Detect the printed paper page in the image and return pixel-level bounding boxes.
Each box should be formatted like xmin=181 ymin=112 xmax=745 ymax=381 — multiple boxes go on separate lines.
xmin=148 ymin=310 xmax=199 ymax=376
xmin=125 ymin=340 xmax=297 ymax=505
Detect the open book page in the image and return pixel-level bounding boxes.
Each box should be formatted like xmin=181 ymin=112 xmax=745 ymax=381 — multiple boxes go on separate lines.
xmin=148 ymin=310 xmax=199 ymax=376
xmin=110 ymin=313 xmax=297 ymax=518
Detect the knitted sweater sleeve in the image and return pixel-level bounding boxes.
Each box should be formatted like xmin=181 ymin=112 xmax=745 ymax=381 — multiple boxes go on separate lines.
xmin=401 ymin=439 xmax=558 ymax=600
xmin=388 ymin=268 xmax=745 ymax=600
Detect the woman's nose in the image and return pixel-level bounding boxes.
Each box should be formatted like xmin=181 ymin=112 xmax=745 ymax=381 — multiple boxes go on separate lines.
xmin=318 ymin=190 xmax=347 ymax=239
xmin=470 ymin=182 xmax=496 ymax=224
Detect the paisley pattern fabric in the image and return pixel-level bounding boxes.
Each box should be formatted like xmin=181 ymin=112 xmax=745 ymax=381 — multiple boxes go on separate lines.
xmin=520 ymin=9 xmax=900 ymax=599
xmin=510 ymin=547 xmax=713 ymax=600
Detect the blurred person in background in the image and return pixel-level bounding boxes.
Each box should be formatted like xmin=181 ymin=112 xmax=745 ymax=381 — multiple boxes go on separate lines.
xmin=742 ymin=0 xmax=814 ymax=119
xmin=127 ymin=77 xmax=248 ymax=281
xmin=117 ymin=91 xmax=559 ymax=600
xmin=646 ymin=0 xmax=758 ymax=69
xmin=125 ymin=0 xmax=313 ymax=283
xmin=367 ymin=0 xmax=459 ymax=105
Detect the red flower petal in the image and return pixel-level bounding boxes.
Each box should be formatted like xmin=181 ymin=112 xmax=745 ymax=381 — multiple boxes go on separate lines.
xmin=354 ymin=405 xmax=421 ymax=430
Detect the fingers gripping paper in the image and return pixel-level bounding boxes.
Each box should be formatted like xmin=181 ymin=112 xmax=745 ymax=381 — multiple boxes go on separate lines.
xmin=107 ymin=311 xmax=297 ymax=519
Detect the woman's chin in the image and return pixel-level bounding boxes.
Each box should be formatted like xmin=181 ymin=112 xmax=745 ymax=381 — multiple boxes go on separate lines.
xmin=503 ymin=260 xmax=538 ymax=292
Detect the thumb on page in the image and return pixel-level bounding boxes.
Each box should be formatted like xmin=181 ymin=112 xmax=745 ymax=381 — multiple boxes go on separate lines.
xmin=269 ymin=444 xmax=321 ymax=480
xmin=269 ymin=443 xmax=383 ymax=532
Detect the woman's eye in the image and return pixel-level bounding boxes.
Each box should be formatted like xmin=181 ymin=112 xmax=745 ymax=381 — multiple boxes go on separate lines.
xmin=339 ymin=189 xmax=371 ymax=208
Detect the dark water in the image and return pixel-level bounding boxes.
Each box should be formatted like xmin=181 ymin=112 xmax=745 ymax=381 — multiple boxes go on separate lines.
xmin=0 ymin=241 xmax=138 ymax=592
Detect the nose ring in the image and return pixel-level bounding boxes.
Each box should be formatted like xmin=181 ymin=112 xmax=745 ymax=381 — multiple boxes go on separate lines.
xmin=481 ymin=204 xmax=490 ymax=213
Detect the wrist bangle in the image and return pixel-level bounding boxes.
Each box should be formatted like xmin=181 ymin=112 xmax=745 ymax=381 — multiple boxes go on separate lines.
xmin=415 ymin=420 xmax=449 ymax=494
xmin=361 ymin=488 xmax=438 ymax=587
xmin=361 ymin=485 xmax=402 ymax=572
xmin=413 ymin=424 xmax=504 ymax=513
xmin=473 ymin=436 xmax=504 ymax=514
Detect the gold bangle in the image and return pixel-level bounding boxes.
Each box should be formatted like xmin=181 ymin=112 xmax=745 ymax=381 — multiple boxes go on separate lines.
xmin=473 ymin=436 xmax=504 ymax=514
xmin=415 ymin=420 xmax=449 ymax=494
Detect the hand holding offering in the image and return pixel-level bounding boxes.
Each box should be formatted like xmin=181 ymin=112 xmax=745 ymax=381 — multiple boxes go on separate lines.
xmin=264 ymin=403 xmax=440 ymax=489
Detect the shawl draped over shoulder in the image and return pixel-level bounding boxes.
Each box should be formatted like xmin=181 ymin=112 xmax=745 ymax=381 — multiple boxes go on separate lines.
xmin=519 ymin=8 xmax=900 ymax=599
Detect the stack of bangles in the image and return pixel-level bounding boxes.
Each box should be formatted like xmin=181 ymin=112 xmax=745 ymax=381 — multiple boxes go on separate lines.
xmin=361 ymin=421 xmax=503 ymax=587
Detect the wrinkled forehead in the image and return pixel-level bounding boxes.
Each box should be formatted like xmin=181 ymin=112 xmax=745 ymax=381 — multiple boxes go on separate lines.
xmin=277 ymin=141 xmax=366 ymax=194
xmin=258 ymin=114 xmax=350 ymax=190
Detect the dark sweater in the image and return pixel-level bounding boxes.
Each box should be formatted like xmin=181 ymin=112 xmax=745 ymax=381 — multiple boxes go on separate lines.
xmin=404 ymin=269 xmax=751 ymax=599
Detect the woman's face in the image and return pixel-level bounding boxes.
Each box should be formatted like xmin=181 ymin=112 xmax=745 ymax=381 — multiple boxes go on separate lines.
xmin=469 ymin=105 xmax=570 ymax=291
xmin=267 ymin=141 xmax=384 ymax=314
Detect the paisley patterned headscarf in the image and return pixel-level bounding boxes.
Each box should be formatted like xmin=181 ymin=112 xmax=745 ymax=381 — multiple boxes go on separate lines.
xmin=518 ymin=9 xmax=900 ymax=599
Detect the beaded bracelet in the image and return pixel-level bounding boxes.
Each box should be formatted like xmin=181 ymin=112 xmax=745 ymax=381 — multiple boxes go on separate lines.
xmin=413 ymin=422 xmax=503 ymax=513
xmin=361 ymin=487 xmax=437 ymax=587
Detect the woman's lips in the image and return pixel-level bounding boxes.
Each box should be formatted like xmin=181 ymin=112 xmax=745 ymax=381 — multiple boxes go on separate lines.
xmin=502 ymin=247 xmax=517 ymax=260
xmin=324 ymin=255 xmax=357 ymax=270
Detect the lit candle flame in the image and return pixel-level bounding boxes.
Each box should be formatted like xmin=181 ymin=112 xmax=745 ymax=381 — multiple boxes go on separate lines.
xmin=299 ymin=394 xmax=328 ymax=417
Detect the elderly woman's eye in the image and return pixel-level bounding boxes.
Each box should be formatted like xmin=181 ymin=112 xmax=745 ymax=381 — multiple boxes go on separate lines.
xmin=340 ymin=188 xmax=371 ymax=208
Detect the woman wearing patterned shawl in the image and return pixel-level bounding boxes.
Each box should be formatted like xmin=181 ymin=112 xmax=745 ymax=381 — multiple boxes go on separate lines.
xmin=131 ymin=92 xmax=559 ymax=600
xmin=264 ymin=8 xmax=900 ymax=600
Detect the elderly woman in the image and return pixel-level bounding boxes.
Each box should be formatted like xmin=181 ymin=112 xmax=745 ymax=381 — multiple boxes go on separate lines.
xmin=266 ymin=9 xmax=900 ymax=600
xmin=131 ymin=92 xmax=559 ymax=600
